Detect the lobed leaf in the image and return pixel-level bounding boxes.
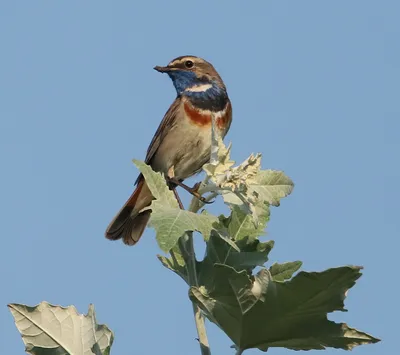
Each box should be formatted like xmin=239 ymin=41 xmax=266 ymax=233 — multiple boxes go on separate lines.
xmin=190 ymin=265 xmax=380 ymax=351
xmin=134 ymin=160 xmax=218 ymax=252
xmin=133 ymin=159 xmax=178 ymax=208
xmin=8 ymin=302 xmax=113 ymax=355
xmin=248 ymin=170 xmax=294 ymax=207
xmin=197 ymin=234 xmax=273 ymax=290
xmin=150 ymin=202 xmax=218 ymax=253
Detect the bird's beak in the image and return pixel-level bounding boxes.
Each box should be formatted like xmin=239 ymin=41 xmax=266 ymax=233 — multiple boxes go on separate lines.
xmin=154 ymin=65 xmax=172 ymax=73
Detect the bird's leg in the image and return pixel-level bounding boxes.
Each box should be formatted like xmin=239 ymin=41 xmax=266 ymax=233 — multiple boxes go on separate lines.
xmin=166 ymin=178 xmax=212 ymax=205
xmin=166 ymin=166 xmax=211 ymax=204
xmin=166 ymin=166 xmax=184 ymax=208
xmin=172 ymin=188 xmax=184 ymax=209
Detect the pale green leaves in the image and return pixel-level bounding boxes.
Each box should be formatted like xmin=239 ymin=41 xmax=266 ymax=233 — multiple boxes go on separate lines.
xmin=203 ymin=135 xmax=293 ymax=224
xmin=8 ymin=302 xmax=113 ymax=355
xmin=133 ymin=160 xmax=178 ymax=207
xmin=190 ymin=266 xmax=380 ymax=352
xmin=249 ymin=170 xmax=295 ymax=207
xmin=150 ymin=209 xmax=217 ymax=252
xmin=6 ymin=129 xmax=380 ymax=355
xmin=133 ymin=143 xmax=380 ymax=353
xmin=134 ymin=160 xmax=218 ymax=253
xmin=134 ymin=138 xmax=293 ymax=253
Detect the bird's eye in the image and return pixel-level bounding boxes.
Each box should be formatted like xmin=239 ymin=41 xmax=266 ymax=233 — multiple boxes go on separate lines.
xmin=184 ymin=60 xmax=194 ymax=68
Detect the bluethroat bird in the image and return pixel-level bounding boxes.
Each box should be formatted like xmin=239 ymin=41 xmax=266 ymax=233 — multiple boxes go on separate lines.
xmin=105 ymin=56 xmax=232 ymax=245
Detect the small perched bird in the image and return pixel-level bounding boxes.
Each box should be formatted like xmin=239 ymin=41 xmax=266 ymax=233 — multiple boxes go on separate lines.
xmin=105 ymin=55 xmax=232 ymax=245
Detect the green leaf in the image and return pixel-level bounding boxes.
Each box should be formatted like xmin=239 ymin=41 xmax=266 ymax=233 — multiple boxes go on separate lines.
xmin=269 ymin=261 xmax=302 ymax=281
xmin=248 ymin=170 xmax=294 ymax=207
xmin=190 ymin=265 xmax=380 ymax=351
xmin=201 ymin=137 xmax=294 ymax=227
xmin=228 ymin=206 xmax=269 ymax=241
xmin=88 ymin=305 xmax=114 ymax=355
xmin=197 ymin=234 xmax=273 ymax=291
xmin=213 ymin=230 xmax=241 ymax=252
xmin=226 ymin=240 xmax=272 ymax=270
xmin=133 ymin=159 xmax=178 ymax=208
xmin=149 ymin=203 xmax=218 ymax=252
xmin=157 ymin=253 xmax=188 ymax=283
xmin=8 ymin=302 xmax=113 ymax=355
xmin=254 ymin=239 xmax=275 ymax=254
xmin=133 ymin=160 xmax=219 ymax=252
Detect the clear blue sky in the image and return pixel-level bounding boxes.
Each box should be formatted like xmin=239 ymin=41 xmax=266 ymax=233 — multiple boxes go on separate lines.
xmin=0 ymin=1 xmax=397 ymax=354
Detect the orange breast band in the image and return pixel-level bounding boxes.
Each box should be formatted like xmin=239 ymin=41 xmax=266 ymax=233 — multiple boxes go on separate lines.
xmin=184 ymin=101 xmax=231 ymax=130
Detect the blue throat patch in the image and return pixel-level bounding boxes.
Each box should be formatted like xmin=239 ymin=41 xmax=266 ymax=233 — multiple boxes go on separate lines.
xmin=168 ymin=70 xmax=228 ymax=112
xmin=168 ymin=70 xmax=198 ymax=94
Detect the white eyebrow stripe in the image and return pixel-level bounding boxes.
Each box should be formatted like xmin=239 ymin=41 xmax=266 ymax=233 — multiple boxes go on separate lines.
xmin=185 ymin=84 xmax=213 ymax=92
xmin=169 ymin=59 xmax=185 ymax=66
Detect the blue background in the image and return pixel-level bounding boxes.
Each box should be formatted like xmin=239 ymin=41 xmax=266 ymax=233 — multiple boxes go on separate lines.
xmin=0 ymin=1 xmax=397 ymax=354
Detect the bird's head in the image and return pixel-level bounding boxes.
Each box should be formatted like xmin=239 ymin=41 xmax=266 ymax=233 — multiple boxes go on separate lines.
xmin=154 ymin=56 xmax=226 ymax=97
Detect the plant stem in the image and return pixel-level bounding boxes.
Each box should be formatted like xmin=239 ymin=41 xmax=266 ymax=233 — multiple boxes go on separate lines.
xmin=192 ymin=301 xmax=211 ymax=355
xmin=178 ymin=231 xmax=211 ymax=355
xmin=173 ymin=189 xmax=212 ymax=355
xmin=171 ymin=164 xmax=218 ymax=354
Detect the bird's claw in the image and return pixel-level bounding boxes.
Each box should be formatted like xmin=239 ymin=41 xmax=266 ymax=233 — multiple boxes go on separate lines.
xmin=199 ymin=195 xmax=214 ymax=204
xmin=190 ymin=182 xmax=213 ymax=204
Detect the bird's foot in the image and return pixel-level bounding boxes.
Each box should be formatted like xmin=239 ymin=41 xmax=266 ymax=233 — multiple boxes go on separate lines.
xmin=166 ymin=178 xmax=212 ymax=204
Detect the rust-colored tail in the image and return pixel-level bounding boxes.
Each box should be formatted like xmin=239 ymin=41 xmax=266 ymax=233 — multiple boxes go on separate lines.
xmin=105 ymin=176 xmax=153 ymax=245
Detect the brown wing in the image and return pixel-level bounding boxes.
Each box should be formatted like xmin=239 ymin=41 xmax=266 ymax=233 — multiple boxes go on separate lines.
xmin=134 ymin=96 xmax=182 ymax=185
xmin=145 ymin=96 xmax=181 ymax=164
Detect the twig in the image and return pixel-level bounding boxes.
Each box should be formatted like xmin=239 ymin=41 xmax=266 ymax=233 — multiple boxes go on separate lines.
xmin=192 ymin=301 xmax=210 ymax=355
xmin=184 ymin=230 xmax=210 ymax=355
xmin=171 ymin=188 xmax=211 ymax=355
xmin=178 ymin=228 xmax=211 ymax=355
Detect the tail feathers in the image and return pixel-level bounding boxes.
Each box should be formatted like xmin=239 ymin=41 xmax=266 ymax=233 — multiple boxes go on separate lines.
xmin=121 ymin=210 xmax=151 ymax=245
xmin=105 ymin=178 xmax=153 ymax=245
